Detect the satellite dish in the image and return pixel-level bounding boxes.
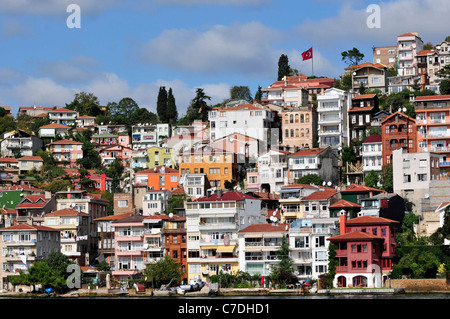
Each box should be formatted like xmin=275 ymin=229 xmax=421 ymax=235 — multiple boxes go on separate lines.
xmin=425 ymin=193 xmax=429 ymax=199
xmin=169 ymin=213 xmax=173 ymax=218
xmin=327 ymin=181 xmax=332 ymax=186
xmin=402 ymin=107 xmax=407 ymax=112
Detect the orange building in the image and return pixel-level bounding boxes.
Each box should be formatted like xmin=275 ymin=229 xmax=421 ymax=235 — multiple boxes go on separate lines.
xmin=162 ymin=215 xmax=187 ymax=281
xmin=381 ymin=111 xmax=417 ymax=166
xmin=134 ymin=166 xmax=180 ymax=191
xmin=179 ymin=145 xmax=240 ymax=189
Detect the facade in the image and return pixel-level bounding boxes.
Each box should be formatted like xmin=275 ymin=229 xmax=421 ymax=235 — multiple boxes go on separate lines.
xmin=38 ymin=123 xmax=71 ymax=142
xmin=415 ymin=95 xmax=450 ymax=177
xmin=238 ymin=223 xmax=290 ymax=278
xmin=347 ymin=62 xmax=389 ymax=93
xmin=147 ymin=146 xmax=175 ymax=169
xmin=15 ymin=193 xmax=56 ymax=225
xmin=359 ymin=193 xmax=406 ymax=225
xmin=134 ymin=166 xmax=180 ymax=191
xmin=142 ymin=215 xmax=166 ymax=270
xmin=278 ymin=184 xmax=324 ymax=223
xmin=17 ymin=156 xmax=44 ymax=175
xmin=349 ymin=94 xmax=380 ymax=143
xmin=162 ymin=215 xmax=188 ymax=282
xmin=142 ymin=190 xmax=172 ymax=216
xmin=300 ymin=189 xmax=339 ymax=219
xmin=132 ymin=123 xmax=170 ymax=151
xmin=99 ymin=144 xmax=133 ymax=167
xmin=44 ymin=208 xmax=90 ymax=265
xmin=0 ymin=224 xmax=60 ymax=291
xmin=397 ymin=32 xmax=424 ymax=77
xmin=287 ymin=147 xmax=340 ymax=186
xmin=0 ymin=130 xmax=43 ymax=158
xmin=362 ymin=135 xmax=383 ymax=178
xmin=281 ymin=106 xmax=317 ymax=151
xmin=253 ymin=149 xmax=290 ymax=194
xmin=185 ymin=191 xmax=265 ymax=282
xmin=372 ymin=46 xmax=398 ymax=68
xmin=180 ymin=173 xmax=208 ymax=200
xmin=48 ymin=139 xmax=83 ymax=167
xmin=317 ymin=88 xmax=351 ymax=155
xmin=48 ymin=108 xmax=78 ymax=126
xmin=381 ymin=111 xmax=418 ymax=166
xmin=425 ymin=41 xmax=450 ymax=90
xmin=211 ymin=133 xmax=260 ymax=165
xmin=0 ymin=157 xmax=20 ymax=186
xmin=76 ymin=115 xmax=95 ymax=129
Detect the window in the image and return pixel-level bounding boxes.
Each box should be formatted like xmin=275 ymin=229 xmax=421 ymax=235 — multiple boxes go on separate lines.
xmin=118 ymin=200 xmax=128 ymax=207
xmin=418 ymin=174 xmax=427 ymax=181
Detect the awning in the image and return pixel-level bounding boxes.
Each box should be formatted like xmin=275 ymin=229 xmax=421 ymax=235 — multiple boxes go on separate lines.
xmin=216 ymin=245 xmax=235 ymax=253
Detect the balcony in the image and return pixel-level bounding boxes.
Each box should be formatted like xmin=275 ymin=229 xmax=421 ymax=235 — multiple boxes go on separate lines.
xmin=199 ymin=223 xmax=238 ymax=231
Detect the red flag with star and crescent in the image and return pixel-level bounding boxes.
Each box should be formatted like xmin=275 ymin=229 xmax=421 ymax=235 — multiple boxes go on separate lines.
xmin=301 ymin=47 xmax=313 ymax=61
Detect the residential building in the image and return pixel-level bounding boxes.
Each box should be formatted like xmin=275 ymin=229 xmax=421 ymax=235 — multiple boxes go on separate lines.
xmin=328 ymin=213 xmax=398 ymax=288
xmin=349 ymin=94 xmax=380 ymax=143
xmin=17 ymin=106 xmax=54 ymax=118
xmin=162 ymin=214 xmax=188 ymax=281
xmin=15 ymin=193 xmax=56 ymax=225
xmin=250 ymin=149 xmax=290 ymax=194
xmin=289 ymin=217 xmax=339 ymax=282
xmin=185 ymin=191 xmax=265 ymax=282
xmin=76 ymin=115 xmax=95 ymax=130
xmin=134 ymin=166 xmax=180 ymax=191
xmin=372 ymin=45 xmax=398 ymax=68
xmin=392 ymin=148 xmax=441 ymax=218
xmin=114 ymin=193 xmax=134 ymax=215
xmin=317 ymin=88 xmax=352 ymax=155
xmin=99 ymin=144 xmax=133 ymax=167
xmin=300 ymin=189 xmax=339 ymax=219
xmin=142 ymin=190 xmax=172 ymax=216
xmin=287 ymin=147 xmax=340 ymax=186
xmin=340 ymin=183 xmax=385 ymax=205
xmin=44 ymin=208 xmax=90 ymax=265
xmin=362 ymin=135 xmax=383 ymax=178
xmin=281 ymin=106 xmax=317 ymax=152
xmin=63 ymin=169 xmax=111 ymax=192
xmin=0 ymin=157 xmax=20 ymax=186
xmin=132 ymin=149 xmax=149 ymax=170
xmin=142 ymin=215 xmax=166 ymax=269
xmin=48 ymin=139 xmax=83 ymax=167
xmin=359 ymin=193 xmax=406 ymax=225
xmin=347 ymin=62 xmax=389 ymax=93
xmin=95 ymin=123 xmax=127 ymax=136
xmin=381 ymin=111 xmax=417 ymax=166
xmin=397 ymin=32 xmax=424 ymax=77
xmin=0 ymin=224 xmax=60 ymax=291
xmin=0 ymin=185 xmax=44 ymax=212
xmin=278 ymin=184 xmax=324 ymax=224
xmin=208 ymin=103 xmax=275 ymax=151
xmin=370 ymin=110 xmax=391 ymax=129
xmin=238 ymin=223 xmax=290 ymax=278
xmin=38 ymin=123 xmax=71 ymax=142
xmin=17 ymin=156 xmax=43 ymax=175
xmin=415 ymin=95 xmax=450 ymax=177
xmin=329 ymin=200 xmax=361 ymax=219
xmin=180 ymin=173 xmax=208 ymax=200
xmin=132 ymin=123 xmax=170 ymax=151
xmin=147 ymin=146 xmax=175 ymax=169
xmin=48 ymin=108 xmax=78 ymax=126
xmin=94 ymin=212 xmax=134 ymax=269
xmin=112 ymin=214 xmax=147 ymax=283
xmin=91 ymin=133 xmax=119 ymax=151
xmin=0 ymin=130 xmax=43 ymax=158
xmin=211 ymin=133 xmax=260 ymax=165
xmin=387 ymin=74 xmax=428 ymax=94
xmin=179 ymin=145 xmax=240 ymax=190
xmin=425 ymin=41 xmax=450 ymax=91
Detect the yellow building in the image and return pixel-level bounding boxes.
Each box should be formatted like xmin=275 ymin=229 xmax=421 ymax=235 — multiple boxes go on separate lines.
xmin=278 ymin=184 xmax=322 ymax=223
xmin=147 ymin=146 xmax=175 ymax=169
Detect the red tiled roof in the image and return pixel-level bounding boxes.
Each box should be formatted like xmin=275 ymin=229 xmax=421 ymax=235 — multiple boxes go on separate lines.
xmin=417 ymin=49 xmax=436 ymax=56
xmin=16 ymin=194 xmax=52 ymax=209
xmin=340 ymin=184 xmax=384 ymax=193
xmin=135 ymin=166 xmax=179 ymax=175
xmin=345 ymin=62 xmax=387 ymax=70
xmin=328 ymin=231 xmax=385 ymax=242
xmin=0 ymin=223 xmax=59 ymax=232
xmin=353 ymin=94 xmax=377 ymax=100
xmin=329 ymin=200 xmax=361 ymax=208
xmin=46 ymin=208 xmax=89 ymax=217
xmin=40 ymin=123 xmax=71 ymax=129
xmin=239 ymin=223 xmax=290 ymax=233
xmin=345 ymin=215 xmax=399 ymax=225
xmin=281 ymin=183 xmax=319 ymax=189
xmin=94 ymin=212 xmax=134 ymax=221
xmin=0 ymin=157 xmax=18 ymax=162
xmin=301 ymin=189 xmax=337 ymax=201
xmin=349 ymin=106 xmax=374 ymax=112
xmin=363 ymin=135 xmax=382 ymax=143
xmin=288 ymin=148 xmax=327 ymax=157
xmin=194 ymin=191 xmax=257 ymax=202
xmin=50 ymin=139 xmax=83 ymax=145
xmin=415 ymin=95 xmax=450 ymax=102
xmin=18 ymin=156 xmax=44 ymax=161
xmin=48 ymin=108 xmax=77 ymax=113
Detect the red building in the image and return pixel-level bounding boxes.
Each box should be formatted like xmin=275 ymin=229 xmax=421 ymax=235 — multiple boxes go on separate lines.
xmin=327 ymin=213 xmax=398 ymax=288
xmin=381 ymin=111 xmax=417 ymax=166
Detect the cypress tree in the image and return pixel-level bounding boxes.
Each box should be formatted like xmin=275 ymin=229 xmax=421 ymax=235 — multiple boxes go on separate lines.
xmin=277 ymin=54 xmax=290 ymax=81
xmin=157 ymin=86 xmax=168 ymax=123
xmin=166 ymin=88 xmax=178 ymax=124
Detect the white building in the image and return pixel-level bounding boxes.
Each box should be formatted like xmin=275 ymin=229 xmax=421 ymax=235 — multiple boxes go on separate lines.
xmin=256 ymin=149 xmax=290 ymax=193
xmin=132 ymin=123 xmax=171 ymax=151
xmin=317 ymin=88 xmax=351 ymax=155
xmin=142 ymin=190 xmax=172 ymax=216
xmin=185 ymin=191 xmax=265 ymax=281
xmin=180 ymin=173 xmax=207 ymax=200
xmin=362 ymin=135 xmax=383 ymax=178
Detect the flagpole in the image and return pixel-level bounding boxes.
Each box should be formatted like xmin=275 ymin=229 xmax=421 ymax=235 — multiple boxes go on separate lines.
xmin=311 ymin=46 xmax=314 ymax=77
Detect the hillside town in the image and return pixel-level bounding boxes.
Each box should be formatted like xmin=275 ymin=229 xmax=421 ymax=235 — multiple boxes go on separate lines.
xmin=0 ymin=31 xmax=450 ymax=294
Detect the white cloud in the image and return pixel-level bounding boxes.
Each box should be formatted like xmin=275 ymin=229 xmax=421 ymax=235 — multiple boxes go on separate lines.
xmin=37 ymin=56 xmax=102 ymax=84
xmin=138 ymin=22 xmax=283 ymax=77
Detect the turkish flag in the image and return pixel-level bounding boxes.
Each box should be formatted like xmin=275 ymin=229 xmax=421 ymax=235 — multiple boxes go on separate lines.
xmin=301 ymin=47 xmax=313 ymax=61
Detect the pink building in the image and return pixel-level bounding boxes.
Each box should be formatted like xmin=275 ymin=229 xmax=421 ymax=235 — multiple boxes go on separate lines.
xmin=48 ymin=139 xmax=83 ymax=167
xmin=112 ymin=214 xmax=147 ymax=283
xmin=328 ymin=213 xmax=398 ymax=288
xmin=100 ymin=144 xmax=133 ymax=167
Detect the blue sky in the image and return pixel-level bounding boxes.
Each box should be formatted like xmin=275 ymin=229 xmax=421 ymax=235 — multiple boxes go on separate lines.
xmin=0 ymin=0 xmax=448 ymax=117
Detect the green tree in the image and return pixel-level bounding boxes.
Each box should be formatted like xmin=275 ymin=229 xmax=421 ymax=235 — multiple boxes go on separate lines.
xmin=167 ymin=193 xmax=188 ymax=216
xmin=254 ymin=85 xmax=263 ymax=103
xmin=166 ymin=88 xmax=178 ymax=124
xmin=364 ymin=170 xmax=379 ymax=188
xmin=270 ymin=235 xmax=295 ymax=286
xmin=341 ymin=48 xmax=365 ymax=67
xmin=229 ymin=85 xmax=252 ymax=103
xmin=185 ymin=88 xmax=211 ymax=123
xmin=104 ymin=158 xmax=124 ymax=192
xmin=325 ymin=243 xmax=338 ymax=288
xmin=66 ymin=92 xmax=102 ymax=117
xmin=277 ymin=54 xmax=291 ymax=81
xmin=76 ymin=140 xmax=101 ymax=170
xmin=157 ymin=86 xmax=168 ymax=123
xmin=144 ymin=255 xmax=184 ymax=287
xmin=295 ymin=174 xmax=324 ymax=186
xmin=341 ymin=146 xmax=356 ymax=167
xmin=44 ymin=179 xmax=72 ymax=193
xmin=440 ymin=79 xmax=450 ymax=95
xmin=393 ymin=249 xmax=441 ymax=278
xmin=381 ymin=165 xmax=393 ymax=193
xmin=132 ymin=108 xmax=159 ymax=124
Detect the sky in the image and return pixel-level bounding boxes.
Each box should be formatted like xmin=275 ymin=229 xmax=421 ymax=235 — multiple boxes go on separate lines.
xmin=0 ymin=0 xmax=449 ymax=117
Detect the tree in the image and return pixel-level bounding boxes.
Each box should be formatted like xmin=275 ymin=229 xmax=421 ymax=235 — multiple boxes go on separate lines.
xmin=364 ymin=170 xmax=379 ymax=188
xmin=76 ymin=139 xmax=101 ymax=170
xmin=277 ymin=54 xmax=291 ymax=81
xmin=168 ymin=193 xmax=188 ymax=216
xmin=270 ymin=235 xmax=295 ymax=286
xmin=157 ymin=86 xmax=168 ymax=123
xmin=393 ymin=249 xmax=441 ymax=278
xmin=144 ymin=255 xmax=184 ymax=287
xmin=440 ymin=80 xmax=450 ymax=95
xmin=104 ymin=158 xmax=124 ymax=192
xmin=325 ymin=243 xmax=338 ymax=288
xmin=66 ymin=92 xmax=102 ymax=117
xmin=436 ymin=64 xmax=450 ymax=79
xmin=229 ymin=85 xmax=252 ymax=103
xmin=132 ymin=108 xmax=159 ymax=124
xmin=185 ymin=88 xmax=211 ymax=123
xmin=295 ymin=174 xmax=324 ymax=186
xmin=254 ymin=85 xmax=263 ymax=104
xmin=381 ymin=165 xmax=393 ymax=193
xmin=166 ymin=88 xmax=178 ymax=124
xmin=341 ymin=48 xmax=365 ymax=67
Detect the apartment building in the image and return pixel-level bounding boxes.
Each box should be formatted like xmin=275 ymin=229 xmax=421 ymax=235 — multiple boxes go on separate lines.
xmin=287 ymin=147 xmax=340 ymax=186
xmin=0 ymin=157 xmax=20 ymax=186
xmin=300 ymin=189 xmax=339 ymax=219
xmin=317 ymin=88 xmax=351 ymax=155
xmin=0 ymin=223 xmax=60 ymax=291
xmin=281 ymin=106 xmax=317 ymax=151
xmin=48 ymin=108 xmax=78 ymax=126
xmin=208 ymin=103 xmax=275 ymax=151
xmin=381 ymin=111 xmax=418 ymax=166
xmin=372 ymin=45 xmax=398 ymax=68
xmin=415 ymin=95 xmax=450 ymax=177
xmin=17 ymin=156 xmax=43 ymax=175
xmin=162 ymin=215 xmax=188 ymax=281
xmin=347 ymin=62 xmax=389 ymax=93
xmin=278 ymin=184 xmax=323 ymax=223
xmin=142 ymin=215 xmax=166 ymax=270
xmin=185 ymin=191 xmax=265 ymax=282
xmin=131 ymin=123 xmax=170 ymax=151
xmin=44 ymin=208 xmax=90 ymax=266
xmin=38 ymin=123 xmax=71 ymax=142
xmin=134 ymin=166 xmax=180 ymax=191
xmin=426 ymin=41 xmax=450 ymax=90
xmin=180 ymin=173 xmax=208 ymax=200
xmin=349 ymin=94 xmax=380 ymax=143
xmin=362 ymin=135 xmax=383 ymax=178
xmin=99 ymin=144 xmax=133 ymax=167
xmin=47 ymin=139 xmax=83 ymax=167
xmin=397 ymin=32 xmax=424 ymax=77
xmin=15 ymin=193 xmax=56 ymax=225
xmin=76 ymin=115 xmax=96 ymax=130
xmin=0 ymin=130 xmax=43 ymax=158
xmin=238 ymin=223 xmax=290 ymax=278
xmin=142 ymin=190 xmax=172 ymax=216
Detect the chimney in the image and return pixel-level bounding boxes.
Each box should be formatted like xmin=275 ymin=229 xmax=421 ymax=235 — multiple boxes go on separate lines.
xmin=45 ymin=191 xmax=51 ymax=199
xmin=339 ymin=210 xmax=347 ymax=235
